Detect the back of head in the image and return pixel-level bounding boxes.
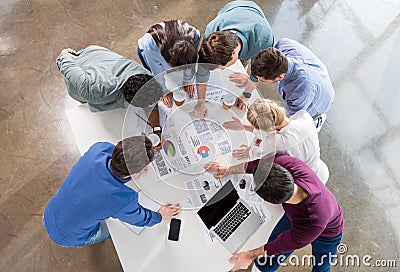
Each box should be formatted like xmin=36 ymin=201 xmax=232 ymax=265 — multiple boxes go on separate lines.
xmin=169 ymin=40 xmax=198 ymax=68
xmin=110 ymin=136 xmax=154 ymax=178
xmin=150 ymin=20 xmax=198 ymax=67
xmin=255 ymin=162 xmax=294 ymax=204
xmin=122 ymin=74 xmax=163 ymax=108
xmin=251 ymin=48 xmax=288 ymax=80
xmin=198 ymin=31 xmax=239 ymax=66
xmin=247 ymin=98 xmax=286 ymax=131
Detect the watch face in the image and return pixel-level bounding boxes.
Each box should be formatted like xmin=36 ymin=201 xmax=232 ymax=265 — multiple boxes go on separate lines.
xmin=242 ymin=92 xmax=251 ymax=98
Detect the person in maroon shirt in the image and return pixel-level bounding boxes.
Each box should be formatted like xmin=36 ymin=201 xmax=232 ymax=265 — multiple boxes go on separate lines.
xmin=205 ymin=154 xmax=344 ymax=272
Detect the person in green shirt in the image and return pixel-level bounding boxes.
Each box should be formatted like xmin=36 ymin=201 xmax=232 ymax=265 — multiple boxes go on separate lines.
xmin=195 ymin=1 xmax=274 ymax=118
xmin=56 ymin=45 xmax=163 ymax=112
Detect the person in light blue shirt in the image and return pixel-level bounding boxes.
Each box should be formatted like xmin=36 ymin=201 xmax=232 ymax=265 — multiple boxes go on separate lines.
xmin=43 ymin=136 xmax=181 ymax=247
xmin=138 ymin=20 xmax=200 ymax=107
xmin=251 ymin=38 xmax=335 ymax=131
xmin=194 ymin=0 xmax=273 ymax=118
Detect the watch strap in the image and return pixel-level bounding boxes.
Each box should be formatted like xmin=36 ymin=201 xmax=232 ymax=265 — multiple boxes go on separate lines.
xmin=153 ymin=126 xmax=162 ymax=132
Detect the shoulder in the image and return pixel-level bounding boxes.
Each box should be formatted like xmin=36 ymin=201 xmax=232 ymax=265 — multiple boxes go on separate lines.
xmin=86 ymin=142 xmax=115 ymax=154
xmin=274 ymin=154 xmax=317 ymax=179
xmin=290 ymin=110 xmax=313 ymax=122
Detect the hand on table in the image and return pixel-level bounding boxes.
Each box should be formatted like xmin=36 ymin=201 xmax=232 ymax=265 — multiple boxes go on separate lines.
xmin=232 ymin=145 xmax=251 ymax=160
xmin=235 ymin=95 xmax=248 ymax=111
xmin=131 ymin=166 xmax=149 ymax=179
xmin=159 ymin=203 xmax=181 ymax=221
xmin=152 ymin=131 xmax=163 ymax=150
xmin=204 ymin=162 xmax=228 ymax=178
xmin=194 ymin=100 xmax=208 ymax=118
xmin=60 ymin=48 xmax=78 ymax=58
xmin=182 ymin=82 xmax=195 ymax=98
xmin=228 ymin=251 xmax=254 ymax=272
xmin=161 ymin=91 xmax=173 ymax=108
xmin=223 ymin=117 xmax=245 ymax=131
xmin=229 ymin=72 xmax=250 ymax=88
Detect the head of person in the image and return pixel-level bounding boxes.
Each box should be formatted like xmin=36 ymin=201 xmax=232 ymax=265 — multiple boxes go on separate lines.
xmin=253 ymin=162 xmax=294 ymax=204
xmin=160 ymin=40 xmax=198 ymax=68
xmin=122 ymin=74 xmax=163 ymax=109
xmin=198 ymin=31 xmax=241 ymax=70
xmin=247 ymin=98 xmax=286 ymax=131
xmin=251 ymin=48 xmax=288 ymax=83
xmin=110 ymin=135 xmax=154 ymax=179
xmin=150 ymin=20 xmax=198 ymax=69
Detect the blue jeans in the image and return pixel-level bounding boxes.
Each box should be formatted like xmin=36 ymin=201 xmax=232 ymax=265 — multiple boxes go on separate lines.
xmin=81 ymin=221 xmax=111 ymax=246
xmin=137 ymin=47 xmax=152 ymax=72
xmin=255 ymin=215 xmax=343 ymax=272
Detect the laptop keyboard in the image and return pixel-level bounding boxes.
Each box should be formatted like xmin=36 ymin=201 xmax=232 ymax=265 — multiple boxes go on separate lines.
xmin=213 ymin=202 xmax=251 ymax=242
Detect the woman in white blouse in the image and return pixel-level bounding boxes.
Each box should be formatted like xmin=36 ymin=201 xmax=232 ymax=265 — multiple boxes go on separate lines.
xmin=223 ymin=98 xmax=329 ymax=184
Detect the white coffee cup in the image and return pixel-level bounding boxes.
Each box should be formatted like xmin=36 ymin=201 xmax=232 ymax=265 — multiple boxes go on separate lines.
xmin=147 ymin=133 xmax=160 ymax=147
xmin=222 ymin=94 xmax=235 ymax=110
xmin=173 ymin=91 xmax=186 ymax=106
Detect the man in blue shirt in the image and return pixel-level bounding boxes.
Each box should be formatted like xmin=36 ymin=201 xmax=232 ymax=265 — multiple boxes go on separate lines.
xmin=194 ymin=0 xmax=273 ymax=118
xmin=250 ymin=38 xmax=335 ymax=131
xmin=44 ymin=136 xmax=181 ymax=247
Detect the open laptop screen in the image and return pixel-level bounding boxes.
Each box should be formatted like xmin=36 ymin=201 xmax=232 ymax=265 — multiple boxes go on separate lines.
xmin=197 ymin=181 xmax=239 ymax=229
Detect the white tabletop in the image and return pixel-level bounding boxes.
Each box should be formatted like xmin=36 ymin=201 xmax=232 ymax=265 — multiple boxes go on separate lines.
xmin=65 ymin=61 xmax=284 ymax=272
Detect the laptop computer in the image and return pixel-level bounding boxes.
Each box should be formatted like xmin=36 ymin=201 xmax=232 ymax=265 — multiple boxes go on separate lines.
xmin=197 ymin=180 xmax=263 ymax=253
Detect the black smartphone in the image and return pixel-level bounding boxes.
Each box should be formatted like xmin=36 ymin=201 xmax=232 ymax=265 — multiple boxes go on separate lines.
xmin=168 ymin=218 xmax=181 ymax=241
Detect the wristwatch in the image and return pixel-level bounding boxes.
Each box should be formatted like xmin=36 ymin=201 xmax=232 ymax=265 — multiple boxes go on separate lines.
xmin=153 ymin=126 xmax=162 ymax=133
xmin=242 ymin=91 xmax=252 ymax=99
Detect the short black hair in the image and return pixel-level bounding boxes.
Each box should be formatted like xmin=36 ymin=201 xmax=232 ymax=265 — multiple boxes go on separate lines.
xmin=122 ymin=74 xmax=163 ymax=108
xmin=110 ymin=136 xmax=154 ymax=179
xmin=251 ymin=48 xmax=288 ymax=80
xmin=254 ymin=162 xmax=294 ymax=204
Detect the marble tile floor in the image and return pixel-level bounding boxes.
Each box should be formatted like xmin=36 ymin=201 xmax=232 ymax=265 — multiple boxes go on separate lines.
xmin=0 ymin=0 xmax=399 ymax=271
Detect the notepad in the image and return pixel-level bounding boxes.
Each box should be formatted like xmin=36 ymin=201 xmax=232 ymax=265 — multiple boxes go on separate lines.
xmin=120 ymin=191 xmax=162 ymax=235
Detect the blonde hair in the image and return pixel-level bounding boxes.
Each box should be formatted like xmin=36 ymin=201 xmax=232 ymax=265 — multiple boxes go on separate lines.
xmin=247 ymin=98 xmax=286 ymax=131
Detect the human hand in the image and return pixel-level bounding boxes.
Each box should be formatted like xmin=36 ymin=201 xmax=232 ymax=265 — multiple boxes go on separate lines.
xmin=222 ymin=117 xmax=244 ymax=131
xmin=204 ymin=162 xmax=228 ymax=178
xmin=235 ymin=95 xmax=248 ymax=111
xmin=152 ymin=131 xmax=163 ymax=150
xmin=60 ymin=48 xmax=78 ymax=58
xmin=131 ymin=166 xmax=149 ymax=179
xmin=194 ymin=100 xmax=208 ymax=118
xmin=182 ymin=82 xmax=195 ymax=98
xmin=229 ymin=72 xmax=250 ymax=88
xmin=228 ymin=251 xmax=254 ymax=272
xmin=161 ymin=91 xmax=173 ymax=108
xmin=158 ymin=203 xmax=181 ymax=221
xmin=232 ymin=145 xmax=251 ymax=160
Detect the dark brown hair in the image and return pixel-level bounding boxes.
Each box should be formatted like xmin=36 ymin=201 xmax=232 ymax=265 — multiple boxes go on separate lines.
xmin=122 ymin=74 xmax=163 ymax=108
xmin=110 ymin=136 xmax=154 ymax=178
xmin=251 ymin=48 xmax=288 ymax=80
xmin=198 ymin=31 xmax=239 ymax=66
xmin=148 ymin=20 xmax=198 ymax=67
xmin=254 ymin=162 xmax=294 ymax=204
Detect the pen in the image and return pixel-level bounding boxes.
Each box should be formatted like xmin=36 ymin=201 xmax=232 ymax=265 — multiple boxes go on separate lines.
xmin=135 ymin=113 xmax=152 ymax=127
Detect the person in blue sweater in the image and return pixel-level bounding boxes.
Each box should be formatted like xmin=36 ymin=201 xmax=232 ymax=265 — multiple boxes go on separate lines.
xmin=44 ymin=136 xmax=181 ymax=247
xmin=235 ymin=38 xmax=335 ymax=131
xmin=194 ymin=0 xmax=273 ymax=118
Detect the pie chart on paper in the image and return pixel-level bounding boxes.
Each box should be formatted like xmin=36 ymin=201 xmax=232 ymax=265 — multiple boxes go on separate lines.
xmin=163 ymin=140 xmax=176 ymax=157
